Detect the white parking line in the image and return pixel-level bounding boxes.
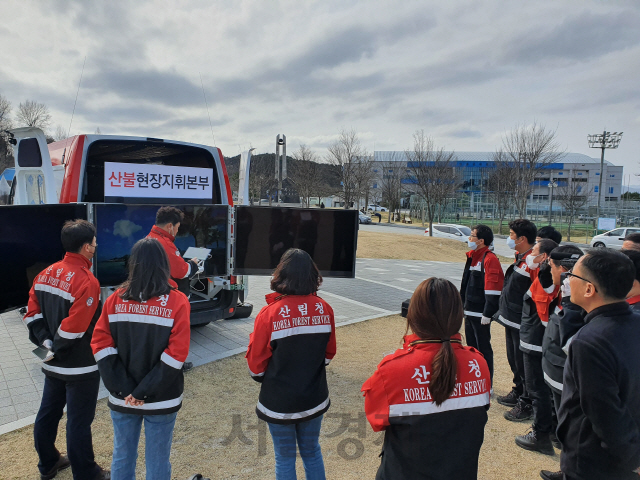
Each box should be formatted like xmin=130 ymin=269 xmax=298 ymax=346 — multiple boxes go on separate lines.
xmin=353 ymin=277 xmax=416 ymax=294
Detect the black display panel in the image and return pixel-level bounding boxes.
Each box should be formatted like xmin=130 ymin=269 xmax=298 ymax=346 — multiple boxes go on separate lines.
xmin=0 ymin=204 xmax=89 ymax=312
xmin=94 ymin=204 xmax=229 ymax=286
xmin=234 ymin=206 xmax=358 ymax=277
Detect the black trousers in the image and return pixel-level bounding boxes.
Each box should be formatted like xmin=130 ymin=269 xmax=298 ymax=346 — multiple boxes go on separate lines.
xmin=504 ymin=327 xmax=530 ymax=404
xmin=523 ymin=352 xmax=553 ymax=433
xmin=34 ymin=374 xmax=101 ymax=479
xmin=464 ymin=315 xmax=494 ymax=382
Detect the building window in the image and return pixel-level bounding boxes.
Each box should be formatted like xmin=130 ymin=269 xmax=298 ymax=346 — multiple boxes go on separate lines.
xmin=610 ymin=174 xmax=615 ymax=178
xmin=578 ymin=172 xmax=583 ymax=175
xmin=605 ymin=197 xmax=617 ymax=202
xmin=558 ymin=172 xmax=563 ymax=175
xmin=577 ymin=186 xmax=582 ymax=193
xmin=595 ymin=172 xmax=600 ymax=176
xmin=373 ymin=169 xmax=378 ymax=173
xmin=609 ymin=187 xmax=614 ymax=194
xmin=373 ymin=183 xmax=377 ymax=189
xmin=594 ymin=186 xmax=599 ymax=192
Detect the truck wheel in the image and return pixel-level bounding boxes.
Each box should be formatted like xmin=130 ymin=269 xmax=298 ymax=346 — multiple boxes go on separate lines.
xmin=230 ymin=302 xmax=253 ymax=319
xmin=593 ymin=242 xmax=606 ymax=248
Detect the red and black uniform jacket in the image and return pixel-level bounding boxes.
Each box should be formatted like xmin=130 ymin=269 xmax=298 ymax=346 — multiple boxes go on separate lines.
xmin=91 ymin=288 xmax=191 ymax=415
xmin=362 ymin=333 xmax=491 ymax=480
xmin=460 ymin=246 xmax=504 ymax=320
xmin=628 ymin=294 xmax=640 ymax=313
xmin=246 ymin=292 xmax=336 ymax=424
xmin=23 ymin=253 xmax=101 ymax=381
xmin=496 ymin=248 xmax=536 ymax=330
xmin=147 ymin=226 xmax=197 ymax=280
xmin=520 ymin=278 xmax=560 ymax=355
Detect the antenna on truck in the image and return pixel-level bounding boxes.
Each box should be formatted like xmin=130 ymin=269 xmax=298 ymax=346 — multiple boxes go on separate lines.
xmin=62 ymin=56 xmax=86 ymax=164
xmin=200 ymin=72 xmax=216 ymax=147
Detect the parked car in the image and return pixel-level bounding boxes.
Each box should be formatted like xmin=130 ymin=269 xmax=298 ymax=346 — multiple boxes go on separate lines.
xmin=359 ymin=212 xmax=372 ymax=224
xmin=590 ymin=227 xmax=640 ymax=249
xmin=367 ymin=204 xmax=387 ymax=212
xmin=424 ymin=223 xmax=472 ymax=243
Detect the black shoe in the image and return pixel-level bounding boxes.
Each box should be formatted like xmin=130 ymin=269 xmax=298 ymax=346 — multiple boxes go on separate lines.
xmin=41 ymin=455 xmax=71 ymax=480
xmin=549 ymin=431 xmax=561 ymax=450
xmin=504 ymin=402 xmax=533 ymax=422
xmin=496 ymin=389 xmax=519 ymax=407
xmin=540 ymin=470 xmax=563 ymax=480
xmin=182 ymin=361 xmax=193 ymax=372
xmin=95 ymin=467 xmax=111 ymax=480
xmin=516 ymin=428 xmax=555 ymax=455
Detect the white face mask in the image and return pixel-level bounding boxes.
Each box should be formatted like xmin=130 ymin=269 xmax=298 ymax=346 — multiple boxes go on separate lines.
xmin=526 ymin=254 xmax=541 ymax=270
xmin=506 ymin=238 xmax=517 ymax=250
xmin=468 ymin=240 xmax=477 ymax=250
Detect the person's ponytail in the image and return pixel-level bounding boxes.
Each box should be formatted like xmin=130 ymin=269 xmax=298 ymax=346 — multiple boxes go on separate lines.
xmin=430 ymin=341 xmax=458 ymax=406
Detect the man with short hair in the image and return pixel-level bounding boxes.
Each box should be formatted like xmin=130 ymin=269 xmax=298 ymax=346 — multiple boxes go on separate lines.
xmin=460 ymin=224 xmax=504 ymax=383
xmin=536 ymin=225 xmax=562 ymax=244
xmin=23 ymin=220 xmax=109 ymax=480
xmin=557 ymin=249 xmax=640 ymax=479
xmin=621 ymin=249 xmax=640 ymax=312
xmin=495 ymin=219 xmax=537 ymax=421
xmin=622 ymin=232 xmax=640 ymax=251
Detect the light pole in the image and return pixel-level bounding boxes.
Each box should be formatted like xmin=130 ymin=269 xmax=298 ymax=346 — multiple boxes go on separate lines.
xmin=275 ymin=134 xmax=287 ymax=204
xmin=588 ymin=130 xmax=622 ymax=229
xmin=548 ymin=180 xmax=557 ymax=225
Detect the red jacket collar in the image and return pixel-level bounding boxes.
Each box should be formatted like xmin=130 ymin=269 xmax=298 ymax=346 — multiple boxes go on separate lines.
xmin=151 ymin=225 xmax=175 ymax=242
xmin=63 ymin=252 xmax=92 ymax=269
xmin=466 ymin=245 xmax=490 ymax=260
xmin=627 ymin=294 xmax=640 ymax=305
xmin=265 ymin=291 xmax=318 ymax=305
xmin=403 ymin=332 xmax=463 ymax=348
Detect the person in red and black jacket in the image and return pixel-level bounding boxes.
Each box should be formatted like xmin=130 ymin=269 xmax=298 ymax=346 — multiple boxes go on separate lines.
xmin=147 ymin=206 xmax=202 ymax=294
xmin=23 ymin=219 xmax=109 ymax=480
xmin=363 ymin=278 xmax=491 ymax=480
xmin=246 ymin=248 xmax=336 ymax=480
xmin=495 ymin=219 xmax=537 ymax=421
xmin=460 ymin=224 xmax=504 ymax=382
xmin=622 ymin=249 xmax=640 ymax=312
xmin=91 ymin=237 xmax=190 ymax=480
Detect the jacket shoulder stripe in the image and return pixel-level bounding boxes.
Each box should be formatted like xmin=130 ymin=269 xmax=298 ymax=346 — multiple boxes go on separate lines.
xmin=257 ymin=397 xmax=329 ymax=421
xmin=389 ymin=392 xmax=490 ymax=417
xmin=109 ymin=394 xmax=183 ymax=410
xmin=57 ymin=327 xmax=84 ymax=339
xmin=94 ymin=347 xmax=118 ymax=362
xmin=469 ymin=264 xmax=482 ymax=271
xmin=42 ymin=364 xmax=98 ymax=375
xmin=270 ymin=324 xmax=332 ymax=341
xmin=35 ymin=284 xmax=75 ymax=302
xmin=543 ymin=371 xmax=563 ymax=391
xmin=514 ymin=266 xmax=530 ymax=278
xmin=520 ymin=340 xmax=543 ymax=352
xmin=24 ymin=313 xmax=43 ymax=325
xmin=108 ymin=313 xmax=174 ymax=328
xmin=161 ymin=352 xmax=183 ymax=369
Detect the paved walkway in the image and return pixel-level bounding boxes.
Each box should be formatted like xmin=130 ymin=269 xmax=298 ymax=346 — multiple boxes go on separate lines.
xmin=0 ymin=258 xmax=465 ymax=435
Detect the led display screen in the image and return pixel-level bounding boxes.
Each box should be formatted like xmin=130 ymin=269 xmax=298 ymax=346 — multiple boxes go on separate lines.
xmin=93 ymin=204 xmax=229 ymax=286
xmin=234 ymin=206 xmax=358 ymax=277
xmin=0 ymin=204 xmax=89 ymax=312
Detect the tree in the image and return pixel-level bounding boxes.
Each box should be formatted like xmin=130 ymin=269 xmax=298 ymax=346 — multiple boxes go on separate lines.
xmin=488 ymin=150 xmax=518 ymax=234
xmin=557 ymin=175 xmax=591 ymax=241
xmin=290 ymin=145 xmax=323 ymax=207
xmin=16 ymin=100 xmax=51 ymax=131
xmin=53 ymin=125 xmax=69 ymax=142
xmin=405 ymin=130 xmax=458 ymax=235
xmin=327 ymin=129 xmax=369 ymax=209
xmin=0 ymin=94 xmax=13 ymax=173
xmin=378 ymin=153 xmax=405 ymax=223
xmin=248 ymin=154 xmax=277 ymax=205
xmin=498 ymin=122 xmax=564 ymax=218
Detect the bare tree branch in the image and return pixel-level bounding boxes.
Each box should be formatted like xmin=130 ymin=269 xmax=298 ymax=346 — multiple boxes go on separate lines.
xmin=16 ymin=100 xmax=52 ymax=131
xmin=556 ymin=174 xmax=592 ymax=241
xmin=327 ymin=129 xmax=368 ymax=209
xmin=488 ymin=149 xmax=518 ymax=234
xmin=378 ymin=152 xmax=405 ymax=223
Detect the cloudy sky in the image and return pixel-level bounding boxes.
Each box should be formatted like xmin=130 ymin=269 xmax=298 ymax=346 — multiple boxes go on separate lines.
xmin=1 ymin=0 xmax=639 ymax=181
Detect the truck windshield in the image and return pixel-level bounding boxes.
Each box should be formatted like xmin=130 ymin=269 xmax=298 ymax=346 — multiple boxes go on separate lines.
xmin=81 ymin=139 xmax=222 ymax=203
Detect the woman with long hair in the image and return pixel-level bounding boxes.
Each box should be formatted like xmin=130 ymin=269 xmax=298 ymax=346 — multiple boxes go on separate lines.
xmin=363 ymin=278 xmax=490 ymax=479
xmin=246 ymin=248 xmax=336 ymax=480
xmin=91 ymin=238 xmax=191 ymax=480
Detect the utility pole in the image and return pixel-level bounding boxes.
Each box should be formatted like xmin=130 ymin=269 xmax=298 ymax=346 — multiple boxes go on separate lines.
xmin=275 ymin=134 xmax=286 ymax=204
xmin=588 ymin=130 xmax=622 ymax=229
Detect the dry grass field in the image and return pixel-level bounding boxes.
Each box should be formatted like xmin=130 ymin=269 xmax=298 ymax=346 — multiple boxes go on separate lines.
xmin=0 ymin=315 xmax=560 ymax=480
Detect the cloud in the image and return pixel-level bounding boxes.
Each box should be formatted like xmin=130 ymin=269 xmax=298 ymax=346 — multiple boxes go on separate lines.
xmin=113 ymin=219 xmax=142 ymax=238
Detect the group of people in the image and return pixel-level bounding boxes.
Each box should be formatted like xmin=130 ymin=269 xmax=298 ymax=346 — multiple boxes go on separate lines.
xmin=21 ymin=204 xmax=640 ymax=480
xmin=460 ymin=221 xmax=640 ymax=480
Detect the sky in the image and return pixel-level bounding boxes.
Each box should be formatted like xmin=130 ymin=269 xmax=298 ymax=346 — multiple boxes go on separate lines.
xmin=1 ymin=0 xmax=639 ymax=183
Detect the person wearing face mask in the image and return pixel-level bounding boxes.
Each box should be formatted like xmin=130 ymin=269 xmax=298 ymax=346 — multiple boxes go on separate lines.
xmin=621 ymin=249 xmax=640 ymax=312
xmin=460 ymin=224 xmax=504 ymax=383
xmin=23 ymin=220 xmax=110 ymax=480
xmin=538 ymin=246 xmax=584 ymax=480
xmin=147 ymin=206 xmax=202 ymax=295
xmin=494 ymin=219 xmax=537 ymax=421
xmin=513 ymin=239 xmax=558 ymax=453
xmin=556 ymin=250 xmax=640 ymax=480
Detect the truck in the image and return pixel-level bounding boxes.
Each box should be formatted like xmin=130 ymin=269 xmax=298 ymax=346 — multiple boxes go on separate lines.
xmin=2 ymin=127 xmax=359 ymax=324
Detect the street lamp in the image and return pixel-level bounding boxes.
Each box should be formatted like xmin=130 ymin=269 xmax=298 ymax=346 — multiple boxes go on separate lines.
xmin=588 ymin=130 xmax=623 ymax=228
xmin=548 ymin=180 xmax=557 ymax=225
